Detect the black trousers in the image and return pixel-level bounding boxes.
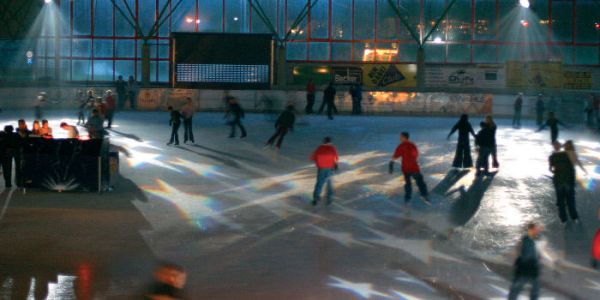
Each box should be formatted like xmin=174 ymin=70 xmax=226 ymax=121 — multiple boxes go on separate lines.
xmin=452 ymin=142 xmax=473 ymax=168
xmin=267 ymin=126 xmax=289 ymax=148
xmin=128 ymin=92 xmax=136 ymax=110
xmin=319 ymin=100 xmax=338 ymax=119
xmin=183 ymin=118 xmax=194 ymax=143
xmin=117 ymin=92 xmax=126 ymax=110
xmin=351 ymin=97 xmax=362 ymax=115
xmin=305 ymin=93 xmax=315 ymax=114
xmin=403 ymin=172 xmax=428 ymax=200
xmin=551 ymin=129 xmax=559 ymax=143
xmin=2 ymin=151 xmax=21 ymax=187
xmin=229 ymin=119 xmax=247 ymax=137
xmin=169 ymin=122 xmax=180 ymax=144
xmin=105 ymin=110 xmax=114 ymax=127
xmin=555 ymin=182 xmax=578 ymax=222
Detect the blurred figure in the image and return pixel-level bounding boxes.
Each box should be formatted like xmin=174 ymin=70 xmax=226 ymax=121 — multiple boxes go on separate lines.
xmin=475 ymin=121 xmax=494 ymax=176
xmin=78 ymin=89 xmax=94 ymax=125
xmin=225 ymin=97 xmax=246 ymax=138
xmin=563 ymin=140 xmax=587 ymax=175
xmin=512 ymin=93 xmax=523 ymax=128
xmin=305 ymin=79 xmax=316 ymax=114
xmin=31 ymin=120 xmax=41 ymax=137
xmin=60 ymin=122 xmax=79 ymax=139
xmin=310 ymin=137 xmax=339 ymax=206
xmin=266 ymin=104 xmax=296 ymax=150
xmin=115 ymin=75 xmax=127 ymax=110
xmin=594 ymin=93 xmax=600 ymax=126
xmin=319 ymin=82 xmax=337 ymax=120
xmin=17 ymin=119 xmax=30 ymax=138
xmin=127 ymin=75 xmax=138 ymax=110
xmin=86 ymin=109 xmax=105 ymax=139
xmin=535 ymin=94 xmax=545 ymax=126
xmin=508 ymin=223 xmax=543 ymax=300
xmin=104 ymin=90 xmax=116 ymax=128
xmin=144 ymin=262 xmax=186 ymax=300
xmin=95 ymin=97 xmax=106 ymax=120
xmin=35 ymin=92 xmax=46 ymax=120
xmin=586 ymin=93 xmax=595 ymax=127
xmin=549 ymin=141 xmax=578 ymax=224
xmin=167 ymin=106 xmax=181 ymax=146
xmin=1 ymin=125 xmax=22 ymax=188
xmin=537 ymin=112 xmax=567 ymax=143
xmin=181 ymin=97 xmax=195 ymax=144
xmin=592 ymin=208 xmax=600 ymax=269
xmin=391 ymin=132 xmax=429 ymax=204
xmin=447 ymin=114 xmax=476 ymax=169
xmin=485 ymin=115 xmax=499 ymax=168
xmin=39 ymin=119 xmax=52 ymax=137
xmin=349 ymin=83 xmax=363 ymax=115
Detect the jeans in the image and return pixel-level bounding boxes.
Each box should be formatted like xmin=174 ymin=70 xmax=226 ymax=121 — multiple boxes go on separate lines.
xmin=105 ymin=110 xmax=114 ymax=127
xmin=267 ymin=126 xmax=289 ymax=148
xmin=128 ymin=92 xmax=137 ymax=110
xmin=403 ymin=172 xmax=428 ymax=200
xmin=352 ymin=97 xmax=362 ymax=115
xmin=169 ymin=122 xmax=180 ymax=144
xmin=452 ymin=142 xmax=473 ymax=168
xmin=508 ymin=275 xmax=539 ymax=300
xmin=183 ymin=118 xmax=194 ymax=143
xmin=555 ymin=182 xmax=578 ymax=222
xmin=513 ymin=109 xmax=522 ymax=127
xmin=305 ymin=93 xmax=315 ymax=114
xmin=228 ymin=118 xmax=247 ymax=137
xmin=313 ymin=168 xmax=334 ymax=203
xmin=476 ymin=146 xmax=492 ymax=173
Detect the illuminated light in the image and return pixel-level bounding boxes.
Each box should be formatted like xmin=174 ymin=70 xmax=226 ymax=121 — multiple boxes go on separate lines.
xmin=44 ymin=0 xmax=52 ymax=4
xmin=362 ymin=48 xmax=398 ymax=62
xmin=520 ymin=20 xmax=529 ymax=27
xmin=233 ymin=17 xmax=239 ymax=21
xmin=185 ymin=17 xmax=193 ymax=23
xmin=195 ymin=19 xmax=200 ymax=24
xmin=316 ymin=67 xmax=329 ymax=74
xmin=595 ymin=23 xmax=600 ymax=30
xmin=519 ymin=0 xmax=530 ymax=8
xmin=433 ymin=36 xmax=443 ymax=44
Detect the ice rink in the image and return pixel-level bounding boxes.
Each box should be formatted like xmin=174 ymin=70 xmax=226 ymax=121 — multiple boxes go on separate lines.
xmin=0 ymin=110 xmax=599 ymax=299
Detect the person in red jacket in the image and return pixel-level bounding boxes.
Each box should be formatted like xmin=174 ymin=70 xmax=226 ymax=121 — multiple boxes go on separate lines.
xmin=592 ymin=208 xmax=600 ymax=269
xmin=310 ymin=137 xmax=339 ymax=206
xmin=391 ymin=132 xmax=430 ymax=204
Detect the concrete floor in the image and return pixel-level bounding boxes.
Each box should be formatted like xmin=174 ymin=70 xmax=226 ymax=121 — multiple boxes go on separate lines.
xmin=0 ymin=110 xmax=599 ymax=299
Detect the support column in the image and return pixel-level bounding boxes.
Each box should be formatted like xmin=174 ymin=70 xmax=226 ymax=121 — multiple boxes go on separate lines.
xmin=141 ymin=41 xmax=150 ymax=86
xmin=276 ymin=45 xmax=287 ymax=87
xmin=417 ymin=46 xmax=425 ymax=90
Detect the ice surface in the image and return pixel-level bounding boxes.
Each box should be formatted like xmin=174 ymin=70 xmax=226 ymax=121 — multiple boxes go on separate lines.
xmin=0 ymin=109 xmax=598 ymax=299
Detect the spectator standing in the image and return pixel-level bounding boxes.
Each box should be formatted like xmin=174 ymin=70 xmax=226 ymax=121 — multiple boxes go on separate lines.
xmin=104 ymin=90 xmax=116 ymax=128
xmin=126 ymin=75 xmax=139 ymax=110
xmin=115 ymin=75 xmax=127 ymax=110
xmin=513 ymin=93 xmax=523 ymax=128
xmin=305 ymin=79 xmax=316 ymax=114
xmin=180 ymin=97 xmax=195 ymax=144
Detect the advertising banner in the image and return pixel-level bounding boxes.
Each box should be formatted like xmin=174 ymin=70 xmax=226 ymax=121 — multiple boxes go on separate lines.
xmin=506 ymin=61 xmax=563 ymax=89
xmin=332 ymin=66 xmax=362 ymax=85
xmin=363 ymin=64 xmax=417 ymax=88
xmin=137 ymin=88 xmax=165 ymax=110
xmin=364 ymin=92 xmax=493 ymax=115
xmin=563 ymin=71 xmax=593 ymax=90
xmin=425 ymin=65 xmax=505 ymax=88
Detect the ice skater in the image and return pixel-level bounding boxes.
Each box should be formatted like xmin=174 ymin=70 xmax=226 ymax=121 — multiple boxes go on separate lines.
xmin=167 ymin=106 xmax=181 ymax=146
xmin=319 ymin=82 xmax=337 ymax=120
xmin=1 ymin=125 xmax=22 ymax=188
xmin=181 ymin=97 xmax=195 ymax=144
xmin=549 ymin=141 xmax=579 ymax=224
xmin=104 ymin=90 xmax=116 ymax=128
xmin=475 ymin=122 xmax=494 ymax=176
xmin=305 ymin=79 xmax=316 ymax=114
xmin=447 ymin=114 xmax=476 ymax=169
xmin=535 ymin=94 xmax=545 ymax=126
xmin=349 ymin=83 xmax=362 ymax=115
xmin=563 ymin=140 xmax=587 ymax=175
xmin=390 ymin=132 xmax=430 ymax=204
xmin=86 ymin=109 xmax=105 ymax=139
xmin=266 ymin=104 xmax=296 ymax=150
xmin=537 ymin=112 xmax=567 ymax=143
xmin=225 ymin=97 xmax=247 ymax=138
xmin=508 ymin=222 xmax=542 ymax=300
xmin=310 ymin=137 xmax=339 ymax=206
xmin=484 ymin=116 xmax=499 ymax=168
xmin=592 ymin=208 xmax=600 ymax=269
xmin=512 ymin=93 xmax=523 ymax=128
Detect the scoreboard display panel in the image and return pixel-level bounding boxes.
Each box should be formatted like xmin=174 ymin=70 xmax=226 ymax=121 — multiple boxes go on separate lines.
xmin=172 ymin=32 xmax=273 ymax=89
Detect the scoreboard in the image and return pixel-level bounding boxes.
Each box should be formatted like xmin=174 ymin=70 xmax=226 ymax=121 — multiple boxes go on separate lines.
xmin=172 ymin=32 xmax=273 ymax=89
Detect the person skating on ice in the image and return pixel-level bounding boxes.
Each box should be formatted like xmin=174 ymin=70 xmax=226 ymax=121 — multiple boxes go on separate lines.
xmin=225 ymin=97 xmax=247 ymax=138
xmin=484 ymin=115 xmax=499 ymax=168
xmin=310 ymin=137 xmax=339 ymax=206
xmin=319 ymin=82 xmax=337 ymax=120
xmin=266 ymin=104 xmax=296 ymax=150
xmin=475 ymin=121 xmax=494 ymax=176
xmin=549 ymin=141 xmax=579 ymax=224
xmin=447 ymin=114 xmax=476 ymax=169
xmin=167 ymin=106 xmax=181 ymax=146
xmin=104 ymin=90 xmax=116 ymax=128
xmin=563 ymin=140 xmax=587 ymax=175
xmin=537 ymin=112 xmax=567 ymax=143
xmin=508 ymin=222 xmax=543 ymax=300
xmin=513 ymin=93 xmax=523 ymax=128
xmin=305 ymin=79 xmax=316 ymax=114
xmin=390 ymin=132 xmax=430 ymax=204
xmin=535 ymin=94 xmax=545 ymax=126
xmin=181 ymin=97 xmax=195 ymax=144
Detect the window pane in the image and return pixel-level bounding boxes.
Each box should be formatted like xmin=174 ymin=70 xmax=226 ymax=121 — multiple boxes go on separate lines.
xmin=398 ymin=44 xmax=418 ymax=63
xmin=551 ymin=1 xmax=572 ymax=42
xmin=225 ymin=0 xmax=249 ymax=33
xmin=139 ymin=1 xmax=156 ymax=34
xmin=474 ymin=0 xmax=496 ymax=40
xmin=199 ymin=0 xmax=223 ymax=32
xmin=158 ymin=61 xmax=169 ymax=82
xmin=310 ymin=0 xmax=328 ymax=39
xmin=115 ymin=60 xmax=135 ymax=79
xmin=576 ymin=47 xmax=598 ymax=65
xmin=575 ymin=1 xmax=598 ymax=43
xmin=286 ymin=42 xmax=307 ymax=60
xmin=94 ymin=40 xmax=113 ymax=58
xmin=332 ymin=0 xmax=352 ymax=40
xmin=94 ymin=0 xmax=114 ymax=36
xmin=158 ymin=0 xmax=171 ymax=37
xmin=377 ymin=0 xmax=398 ymax=40
xmin=473 ymin=45 xmax=497 ymax=63
xmin=309 ymin=42 xmax=329 ymax=61
xmin=72 ymin=60 xmax=92 ymax=81
xmin=331 ymin=43 xmax=352 ymax=61
xmin=171 ymin=0 xmax=196 ymax=32
xmin=72 ymin=39 xmax=91 ymax=57
xmin=251 ymin=0 xmax=277 ymax=34
xmin=424 ymin=43 xmax=444 ymax=63
xmin=73 ymin=0 xmax=91 ymax=35
xmin=286 ymin=0 xmax=308 ymax=40
xmin=447 ymin=0 xmax=472 ymax=41
xmin=447 ymin=44 xmax=470 ymax=63
xmin=60 ymin=39 xmax=71 ymax=57
xmin=116 ymin=40 xmax=135 ymax=58
xmin=60 ymin=60 xmax=71 ymax=81
xmin=557 ymin=46 xmax=574 ymax=64
xmin=354 ymin=0 xmax=374 ymax=40
xmin=94 ymin=60 xmax=114 ymax=81
xmin=115 ymin=0 xmax=136 ymax=36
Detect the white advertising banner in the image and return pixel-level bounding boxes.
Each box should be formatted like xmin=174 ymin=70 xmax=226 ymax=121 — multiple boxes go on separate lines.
xmin=426 ymin=65 xmax=505 ymax=89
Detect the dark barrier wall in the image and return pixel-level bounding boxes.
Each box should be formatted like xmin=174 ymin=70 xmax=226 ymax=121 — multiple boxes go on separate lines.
xmin=20 ymin=138 xmax=108 ymax=192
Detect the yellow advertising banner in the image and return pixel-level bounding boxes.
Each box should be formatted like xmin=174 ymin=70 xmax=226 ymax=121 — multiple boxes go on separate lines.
xmin=563 ymin=71 xmax=593 ymax=90
xmin=363 ymin=64 xmax=417 ymax=88
xmin=506 ymin=61 xmax=563 ymax=89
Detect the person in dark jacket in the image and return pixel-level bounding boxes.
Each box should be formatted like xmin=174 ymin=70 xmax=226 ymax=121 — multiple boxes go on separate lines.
xmin=319 ymin=82 xmax=338 ymax=120
xmin=447 ymin=114 xmax=476 ymax=169
xmin=549 ymin=141 xmax=578 ymax=224
xmin=266 ymin=105 xmax=296 ymax=150
xmin=475 ymin=122 xmax=494 ymax=176
xmin=349 ymin=84 xmax=363 ymax=115
xmin=1 ymin=125 xmax=22 ymax=188
xmin=115 ymin=75 xmax=127 ymax=110
xmin=305 ymin=79 xmax=316 ymax=114
xmin=167 ymin=106 xmax=181 ymax=146
xmin=86 ymin=109 xmax=105 ymax=139
xmin=537 ymin=112 xmax=567 ymax=143
xmin=535 ymin=95 xmax=545 ymax=126
xmin=513 ymin=93 xmax=523 ymax=128
xmin=508 ymin=222 xmax=542 ymax=300
xmin=126 ymin=75 xmax=138 ymax=110
xmin=485 ymin=115 xmax=499 ymax=168
xmin=225 ymin=97 xmax=247 ymax=138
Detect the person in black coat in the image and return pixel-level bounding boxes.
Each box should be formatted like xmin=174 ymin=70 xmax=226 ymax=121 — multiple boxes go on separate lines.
xmin=319 ymin=82 xmax=338 ymax=120
xmin=1 ymin=125 xmax=22 ymax=188
xmin=535 ymin=95 xmax=545 ymax=126
xmin=266 ymin=105 xmax=296 ymax=149
xmin=537 ymin=112 xmax=567 ymax=143
xmin=447 ymin=114 xmax=476 ymax=169
xmin=475 ymin=122 xmax=494 ymax=176
xmin=508 ymin=223 xmax=542 ymax=300
xmin=549 ymin=141 xmax=578 ymax=223
xmin=225 ymin=97 xmax=247 ymax=138
xmin=349 ymin=84 xmax=363 ymax=115
xmin=167 ymin=106 xmax=181 ymax=146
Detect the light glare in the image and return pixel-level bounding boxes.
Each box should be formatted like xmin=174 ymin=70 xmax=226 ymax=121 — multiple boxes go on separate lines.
xmin=519 ymin=0 xmax=530 ymax=8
